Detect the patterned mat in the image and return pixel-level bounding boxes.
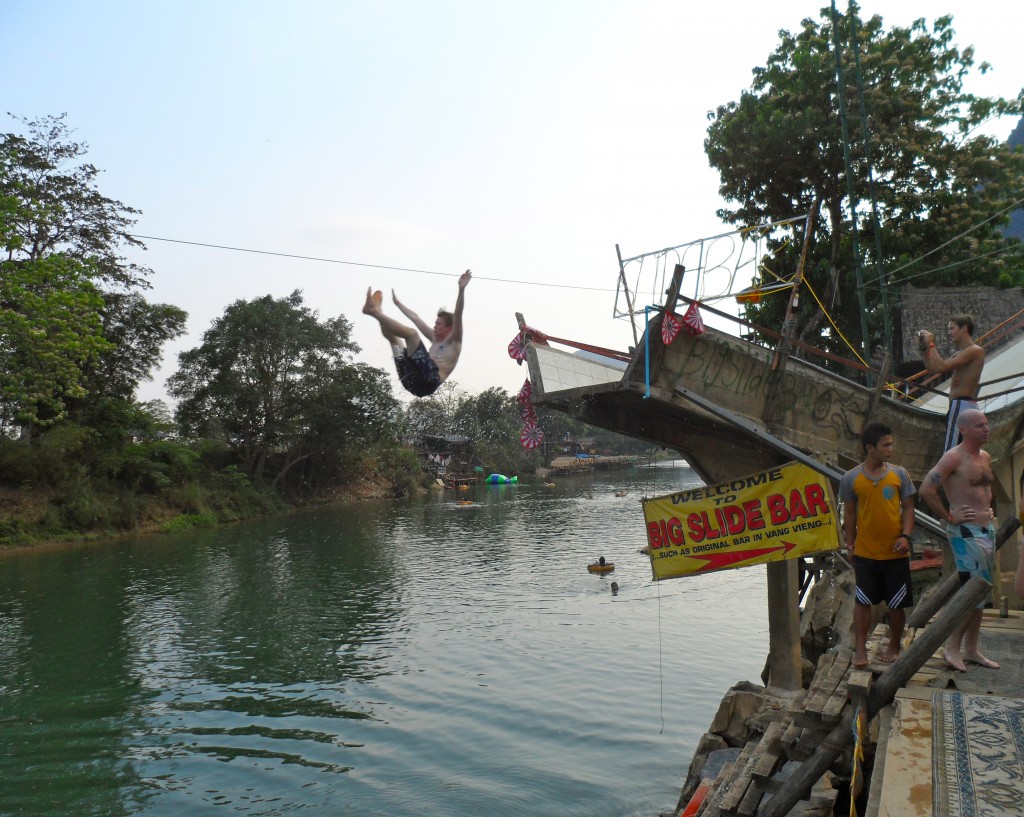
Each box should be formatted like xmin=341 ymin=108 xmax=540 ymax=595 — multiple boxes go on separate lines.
xmin=932 ymin=690 xmax=1024 ymax=817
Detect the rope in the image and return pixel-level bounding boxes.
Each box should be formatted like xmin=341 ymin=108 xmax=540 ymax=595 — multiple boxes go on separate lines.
xmin=799 ymin=275 xmax=869 ymax=367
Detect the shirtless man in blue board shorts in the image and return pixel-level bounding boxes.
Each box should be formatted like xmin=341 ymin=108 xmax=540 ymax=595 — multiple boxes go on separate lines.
xmin=919 ymin=408 xmax=1000 ymax=672
xmin=362 ymin=270 xmax=471 ymax=397
xmin=917 ymin=315 xmax=985 ymax=451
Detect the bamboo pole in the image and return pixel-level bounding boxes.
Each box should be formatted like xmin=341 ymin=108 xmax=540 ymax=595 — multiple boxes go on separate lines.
xmin=756 ymin=575 xmax=991 ymax=817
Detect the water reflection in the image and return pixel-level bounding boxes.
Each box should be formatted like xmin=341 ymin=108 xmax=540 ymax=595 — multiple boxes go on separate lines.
xmin=0 ymin=463 xmax=770 ymax=817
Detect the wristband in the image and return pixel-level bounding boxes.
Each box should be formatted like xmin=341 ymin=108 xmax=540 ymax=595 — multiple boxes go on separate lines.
xmin=896 ymin=533 xmax=912 ymax=543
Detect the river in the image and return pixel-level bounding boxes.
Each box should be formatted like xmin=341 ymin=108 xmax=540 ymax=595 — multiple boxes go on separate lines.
xmin=0 ymin=461 xmax=769 ymax=817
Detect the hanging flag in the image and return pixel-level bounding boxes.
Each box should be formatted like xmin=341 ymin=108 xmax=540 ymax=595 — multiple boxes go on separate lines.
xmin=520 ymin=422 xmax=544 ymax=450
xmin=661 ymin=311 xmax=682 ymax=345
xmin=682 ymin=301 xmax=705 ymax=336
xmin=507 ymin=334 xmax=527 ymax=363
xmin=517 ymin=378 xmax=533 ymax=404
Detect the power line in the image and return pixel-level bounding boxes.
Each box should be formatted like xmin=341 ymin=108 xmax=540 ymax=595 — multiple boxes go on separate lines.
xmin=884 ymin=244 xmax=1021 ymax=289
xmin=864 ymin=194 xmax=1024 ymax=286
xmin=129 ymin=233 xmax=617 ymax=293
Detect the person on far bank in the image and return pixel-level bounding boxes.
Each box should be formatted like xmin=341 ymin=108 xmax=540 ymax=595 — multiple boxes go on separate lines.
xmin=362 ymin=270 xmax=471 ymax=397
xmin=839 ymin=422 xmax=916 ymax=669
xmin=917 ymin=314 xmax=985 ymax=451
xmin=918 ymin=408 xmax=999 ymax=672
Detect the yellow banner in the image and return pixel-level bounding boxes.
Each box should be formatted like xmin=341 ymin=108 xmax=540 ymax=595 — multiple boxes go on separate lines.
xmin=642 ymin=462 xmax=839 ymax=580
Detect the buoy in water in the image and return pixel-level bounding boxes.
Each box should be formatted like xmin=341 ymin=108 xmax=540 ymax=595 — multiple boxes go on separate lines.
xmin=588 ymin=557 xmax=615 ymax=573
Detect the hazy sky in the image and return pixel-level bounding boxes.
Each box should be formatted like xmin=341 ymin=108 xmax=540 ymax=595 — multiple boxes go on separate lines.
xmin=5 ymin=1 xmax=1022 ymax=405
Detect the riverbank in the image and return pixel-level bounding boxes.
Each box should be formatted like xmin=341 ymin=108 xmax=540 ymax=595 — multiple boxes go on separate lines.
xmin=0 ymin=473 xmax=399 ymax=554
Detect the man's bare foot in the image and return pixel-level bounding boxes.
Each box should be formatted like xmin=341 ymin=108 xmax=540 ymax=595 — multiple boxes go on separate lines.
xmin=853 ymin=654 xmax=869 ymax=669
xmin=363 ymin=288 xmax=383 ymax=315
xmin=943 ymin=647 xmax=967 ymax=672
xmin=878 ymin=647 xmax=900 ymax=664
xmin=964 ymin=653 xmax=1000 ymax=669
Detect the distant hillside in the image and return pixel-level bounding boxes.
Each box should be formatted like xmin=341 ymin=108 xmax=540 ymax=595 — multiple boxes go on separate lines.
xmin=1008 ymin=115 xmax=1024 ymax=240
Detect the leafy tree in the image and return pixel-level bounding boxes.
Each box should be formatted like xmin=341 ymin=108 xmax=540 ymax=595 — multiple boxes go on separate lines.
xmin=1 ymin=114 xmax=187 ymax=426
xmin=82 ymin=292 xmax=187 ymax=401
xmin=705 ymin=7 xmax=1024 ymax=360
xmin=1 ymin=114 xmax=151 ymax=289
xmin=168 ymin=290 xmax=399 ymax=488
xmin=0 ymin=253 xmax=110 ymax=429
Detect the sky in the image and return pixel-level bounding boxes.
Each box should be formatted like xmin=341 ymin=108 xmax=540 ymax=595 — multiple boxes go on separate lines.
xmin=5 ymin=1 xmax=1022 ymax=406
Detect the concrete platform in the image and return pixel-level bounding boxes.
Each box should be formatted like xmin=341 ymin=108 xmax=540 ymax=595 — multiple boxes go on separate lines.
xmin=866 ymin=609 xmax=1024 ymax=817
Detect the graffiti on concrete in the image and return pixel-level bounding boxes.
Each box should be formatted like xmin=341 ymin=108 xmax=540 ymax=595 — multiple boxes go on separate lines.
xmin=672 ymin=336 xmax=863 ymax=440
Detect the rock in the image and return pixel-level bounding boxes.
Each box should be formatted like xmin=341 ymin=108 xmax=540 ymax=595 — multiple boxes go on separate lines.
xmin=708 ymin=681 xmax=767 ymax=742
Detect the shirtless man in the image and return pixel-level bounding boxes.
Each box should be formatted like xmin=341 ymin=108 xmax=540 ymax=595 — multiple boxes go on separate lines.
xmin=363 ymin=270 xmax=471 ymax=397
xmin=918 ymin=408 xmax=999 ymax=671
xmin=917 ymin=315 xmax=985 ymax=451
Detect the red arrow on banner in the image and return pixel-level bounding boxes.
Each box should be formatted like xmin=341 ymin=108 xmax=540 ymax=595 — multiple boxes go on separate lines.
xmin=690 ymin=541 xmax=800 ymax=572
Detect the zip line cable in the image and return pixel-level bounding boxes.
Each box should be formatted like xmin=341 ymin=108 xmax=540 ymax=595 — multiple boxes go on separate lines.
xmin=128 ymin=233 xmax=617 ymax=293
xmin=883 ymin=244 xmax=1020 ymax=289
xmin=859 ymin=193 xmax=1024 ymax=289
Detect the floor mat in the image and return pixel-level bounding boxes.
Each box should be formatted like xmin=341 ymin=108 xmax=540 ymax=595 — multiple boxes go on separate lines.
xmin=932 ymin=690 xmax=1024 ymax=817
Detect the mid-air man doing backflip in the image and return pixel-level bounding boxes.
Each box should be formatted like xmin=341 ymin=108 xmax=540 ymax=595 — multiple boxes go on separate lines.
xmin=362 ymin=269 xmax=472 ymax=397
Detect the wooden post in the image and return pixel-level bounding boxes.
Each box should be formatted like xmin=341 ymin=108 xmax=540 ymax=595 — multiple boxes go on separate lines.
xmin=756 ymin=575 xmax=991 ymax=817
xmin=766 ymin=560 xmax=802 ymax=690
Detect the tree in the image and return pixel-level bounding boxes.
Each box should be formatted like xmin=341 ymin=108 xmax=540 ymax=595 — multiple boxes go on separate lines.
xmin=0 ymin=253 xmax=110 ymax=429
xmin=0 ymin=114 xmax=151 ymax=289
xmin=82 ymin=292 xmax=187 ymax=401
xmin=705 ymin=7 xmax=1024 ymax=360
xmin=1 ymin=114 xmax=186 ymax=426
xmin=168 ymin=290 xmax=399 ymax=487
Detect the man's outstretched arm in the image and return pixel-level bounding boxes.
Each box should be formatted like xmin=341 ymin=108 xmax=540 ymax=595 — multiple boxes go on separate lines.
xmin=392 ymin=291 xmax=435 ymax=341
xmin=449 ymin=270 xmax=472 ymax=344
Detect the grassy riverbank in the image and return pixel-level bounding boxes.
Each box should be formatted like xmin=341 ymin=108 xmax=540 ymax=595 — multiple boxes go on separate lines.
xmin=0 ymin=467 xmax=405 ymax=553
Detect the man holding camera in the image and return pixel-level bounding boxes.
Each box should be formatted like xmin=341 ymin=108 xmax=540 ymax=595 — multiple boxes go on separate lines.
xmin=918 ymin=315 xmax=985 ymax=451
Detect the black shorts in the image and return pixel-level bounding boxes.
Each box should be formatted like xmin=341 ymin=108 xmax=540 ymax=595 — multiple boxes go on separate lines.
xmin=853 ymin=556 xmax=913 ymax=609
xmin=395 ymin=343 xmax=442 ymax=397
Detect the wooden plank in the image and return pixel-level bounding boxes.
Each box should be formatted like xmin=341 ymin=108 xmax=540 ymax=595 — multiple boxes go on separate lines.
xmin=847 ymin=669 xmax=874 ymax=700
xmin=819 ymin=677 xmax=852 ymax=724
xmin=736 ymin=780 xmax=764 ymax=817
xmin=795 ymin=726 xmax=828 ymax=757
xmin=750 ymin=721 xmax=787 ymax=783
xmin=707 ymin=740 xmax=759 ymax=815
xmin=805 ymin=652 xmax=836 ymax=695
xmin=717 ymin=772 xmax=752 ymax=814
xmin=781 ymin=720 xmax=802 ymax=750
xmin=803 ymin=651 xmax=851 ymax=719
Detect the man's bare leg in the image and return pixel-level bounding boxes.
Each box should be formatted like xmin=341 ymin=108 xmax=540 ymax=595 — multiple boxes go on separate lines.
xmin=943 ymin=619 xmax=970 ymax=671
xmin=363 ymin=287 xmax=421 ymax=349
xmin=879 ymin=608 xmax=905 ymax=663
xmin=962 ymin=609 xmax=1000 ymax=668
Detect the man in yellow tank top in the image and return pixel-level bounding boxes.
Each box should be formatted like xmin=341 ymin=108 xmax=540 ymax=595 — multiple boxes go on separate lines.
xmin=838 ymin=422 xmax=916 ymax=669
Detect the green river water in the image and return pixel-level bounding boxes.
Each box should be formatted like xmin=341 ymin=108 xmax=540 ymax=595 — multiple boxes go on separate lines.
xmin=0 ymin=462 xmax=770 ymax=817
